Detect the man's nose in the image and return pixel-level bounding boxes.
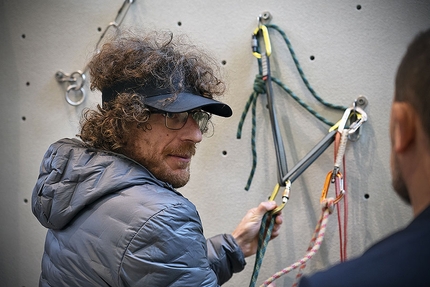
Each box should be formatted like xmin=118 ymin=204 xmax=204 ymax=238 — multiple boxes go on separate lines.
xmin=180 ymin=115 xmax=203 ymax=143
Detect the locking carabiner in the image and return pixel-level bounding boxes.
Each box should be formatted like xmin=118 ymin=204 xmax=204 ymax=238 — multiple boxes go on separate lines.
xmin=268 ymin=180 xmax=291 ymax=214
xmin=252 ymin=24 xmax=272 ymax=59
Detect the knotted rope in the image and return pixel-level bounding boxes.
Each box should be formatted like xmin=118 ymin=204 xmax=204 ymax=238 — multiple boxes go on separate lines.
xmin=260 ymin=198 xmax=336 ymax=287
xmin=237 ymin=24 xmax=348 ymax=190
xmin=236 ymin=75 xmax=263 ymax=190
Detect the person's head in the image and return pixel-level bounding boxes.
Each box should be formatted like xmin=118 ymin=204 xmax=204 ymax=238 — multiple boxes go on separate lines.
xmin=390 ymin=28 xmax=430 ymax=204
xmin=79 ymin=30 xmax=232 ymax=187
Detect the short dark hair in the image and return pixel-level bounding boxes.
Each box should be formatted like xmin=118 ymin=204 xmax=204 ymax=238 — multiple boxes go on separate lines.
xmin=395 ymin=28 xmax=430 ymax=138
xmin=79 ymin=30 xmax=225 ymax=151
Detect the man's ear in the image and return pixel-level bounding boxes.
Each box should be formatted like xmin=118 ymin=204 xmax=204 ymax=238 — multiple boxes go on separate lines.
xmin=390 ymin=102 xmax=416 ymax=153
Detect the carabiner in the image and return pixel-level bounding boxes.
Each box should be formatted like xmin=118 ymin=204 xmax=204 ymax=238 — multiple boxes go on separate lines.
xmin=348 ymin=106 xmax=367 ymax=134
xmin=268 ymin=180 xmax=291 ymax=214
xmin=321 ymin=171 xmax=344 ymax=205
xmin=330 ymin=106 xmax=367 ymax=135
xmin=252 ymin=24 xmax=272 ymax=59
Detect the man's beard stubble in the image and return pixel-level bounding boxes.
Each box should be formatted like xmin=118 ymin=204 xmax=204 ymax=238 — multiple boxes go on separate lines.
xmin=151 ymin=142 xmax=196 ymax=189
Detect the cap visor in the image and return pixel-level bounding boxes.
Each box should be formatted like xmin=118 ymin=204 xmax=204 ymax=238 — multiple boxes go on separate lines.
xmin=144 ymin=92 xmax=232 ymax=117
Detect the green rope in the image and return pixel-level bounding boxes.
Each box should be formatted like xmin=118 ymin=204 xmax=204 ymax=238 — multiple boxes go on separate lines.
xmin=236 ymin=74 xmax=265 ymax=139
xmin=249 ymin=212 xmax=276 ymax=287
xmin=237 ymin=24 xmax=346 ymax=190
xmin=237 ymin=75 xmax=265 ymax=190
xmin=267 ymin=24 xmax=348 ymax=111
xmin=241 ymin=23 xmax=349 ymax=286
xmin=271 ymin=77 xmax=338 ymax=127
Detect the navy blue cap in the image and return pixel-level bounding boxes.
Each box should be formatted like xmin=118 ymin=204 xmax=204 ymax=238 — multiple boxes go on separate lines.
xmin=101 ymin=81 xmax=232 ymax=117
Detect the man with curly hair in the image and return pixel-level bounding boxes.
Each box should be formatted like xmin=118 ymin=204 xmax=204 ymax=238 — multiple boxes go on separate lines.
xmin=31 ymin=30 xmax=282 ymax=287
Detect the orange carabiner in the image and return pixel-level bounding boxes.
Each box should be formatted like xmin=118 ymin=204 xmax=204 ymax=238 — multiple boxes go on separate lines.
xmin=320 ymin=171 xmax=345 ymax=204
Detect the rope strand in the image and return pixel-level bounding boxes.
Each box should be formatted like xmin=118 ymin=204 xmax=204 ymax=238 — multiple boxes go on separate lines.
xmin=249 ymin=213 xmax=276 ymax=287
xmin=261 ymin=199 xmax=336 ymax=287
xmin=237 ymin=24 xmax=348 ymax=190
xmin=266 ymin=24 xmax=347 ymax=110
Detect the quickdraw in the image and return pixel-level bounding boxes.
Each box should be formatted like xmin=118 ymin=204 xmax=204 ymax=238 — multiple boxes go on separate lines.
xmin=249 ymin=18 xmax=289 ymax=287
xmin=259 ymin=105 xmax=367 ymax=286
xmin=244 ymin=14 xmax=369 ymax=287
xmin=238 ymin=18 xmax=352 ymax=191
xmin=260 ymin=172 xmax=345 ymax=287
xmin=253 ymin=20 xmax=289 ymax=188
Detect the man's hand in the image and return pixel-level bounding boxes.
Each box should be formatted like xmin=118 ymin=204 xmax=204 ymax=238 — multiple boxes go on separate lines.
xmin=232 ymin=201 xmax=283 ymax=257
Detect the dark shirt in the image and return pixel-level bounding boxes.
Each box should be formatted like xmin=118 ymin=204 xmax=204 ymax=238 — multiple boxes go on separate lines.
xmin=299 ymin=205 xmax=430 ymax=287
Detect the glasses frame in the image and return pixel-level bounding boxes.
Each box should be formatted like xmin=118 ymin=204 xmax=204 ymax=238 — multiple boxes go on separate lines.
xmin=150 ymin=109 xmax=212 ymax=133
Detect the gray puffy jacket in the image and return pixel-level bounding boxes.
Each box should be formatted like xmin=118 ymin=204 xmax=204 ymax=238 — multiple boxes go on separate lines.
xmin=32 ymin=138 xmax=246 ymax=286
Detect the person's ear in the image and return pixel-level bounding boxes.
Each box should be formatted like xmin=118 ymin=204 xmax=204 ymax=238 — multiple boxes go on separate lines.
xmin=390 ymin=102 xmax=416 ymax=153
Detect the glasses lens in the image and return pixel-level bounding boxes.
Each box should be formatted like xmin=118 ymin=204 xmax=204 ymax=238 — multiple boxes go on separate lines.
xmin=165 ymin=112 xmax=189 ymax=130
xmin=192 ymin=111 xmax=210 ymax=133
xmin=163 ymin=111 xmax=211 ymax=133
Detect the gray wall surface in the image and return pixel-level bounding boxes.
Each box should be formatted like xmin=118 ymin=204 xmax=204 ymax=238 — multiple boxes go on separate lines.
xmin=1 ymin=0 xmax=429 ymax=286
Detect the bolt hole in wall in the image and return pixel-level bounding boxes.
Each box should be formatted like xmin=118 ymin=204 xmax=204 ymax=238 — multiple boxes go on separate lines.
xmin=310 ymin=55 xmax=315 ymax=61
xmin=23 ymin=198 xmax=28 ymax=204
xmin=22 ymin=116 xmax=26 ymax=121
xmin=364 ymin=193 xmax=370 ymax=199
xmin=177 ymin=21 xmax=182 ymax=26
xmin=21 ymin=34 xmax=25 ymax=39
xmin=356 ymin=4 xmax=362 ymax=10
xmin=222 ymin=150 xmax=227 ymax=156
xmin=221 ymin=60 xmax=227 ymax=65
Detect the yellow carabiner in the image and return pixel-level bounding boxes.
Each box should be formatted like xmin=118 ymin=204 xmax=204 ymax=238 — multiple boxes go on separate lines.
xmin=328 ymin=113 xmax=362 ymax=132
xmin=268 ymin=180 xmax=290 ymax=214
xmin=252 ymin=24 xmax=272 ymax=59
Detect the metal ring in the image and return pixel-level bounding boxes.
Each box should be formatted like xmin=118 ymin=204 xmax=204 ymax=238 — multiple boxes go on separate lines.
xmin=69 ymin=70 xmax=86 ymax=90
xmin=66 ymin=84 xmax=86 ymax=106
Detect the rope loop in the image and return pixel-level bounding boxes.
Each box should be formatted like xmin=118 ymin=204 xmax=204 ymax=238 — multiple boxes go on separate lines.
xmin=260 ymin=199 xmax=333 ymax=287
xmin=321 ymin=197 xmax=335 ymax=214
xmin=238 ymin=23 xmax=351 ymax=190
xmin=253 ymin=74 xmax=266 ymax=94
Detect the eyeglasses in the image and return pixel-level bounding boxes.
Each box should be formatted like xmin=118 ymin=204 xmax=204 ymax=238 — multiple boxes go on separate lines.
xmin=151 ymin=110 xmax=212 ymax=133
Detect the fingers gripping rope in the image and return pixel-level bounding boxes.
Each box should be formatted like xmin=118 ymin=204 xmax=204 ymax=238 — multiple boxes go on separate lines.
xmin=249 ymin=212 xmax=277 ymax=287
xmin=260 ymin=199 xmax=336 ymax=287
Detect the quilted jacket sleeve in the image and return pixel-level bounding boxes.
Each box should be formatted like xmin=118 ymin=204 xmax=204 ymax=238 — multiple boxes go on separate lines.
xmin=207 ymin=234 xmax=246 ymax=285
xmin=119 ymin=202 xmax=221 ymax=286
